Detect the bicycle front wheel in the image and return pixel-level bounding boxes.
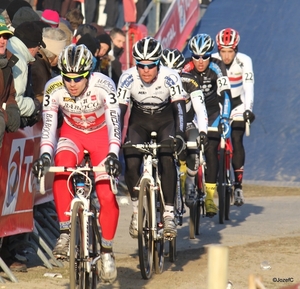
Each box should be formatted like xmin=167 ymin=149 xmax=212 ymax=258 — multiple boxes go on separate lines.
xmin=218 ymin=147 xmax=226 ymax=224
xmin=154 ymin=192 xmax=164 ymax=273
xmin=138 ymin=179 xmax=154 ymax=279
xmin=69 ymin=201 xmax=90 ymax=289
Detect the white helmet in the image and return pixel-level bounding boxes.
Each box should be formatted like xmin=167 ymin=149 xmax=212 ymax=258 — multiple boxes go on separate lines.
xmin=132 ymin=37 xmax=162 ymax=61
xmin=188 ymin=33 xmax=214 ymax=55
xmin=161 ymin=49 xmax=185 ymax=72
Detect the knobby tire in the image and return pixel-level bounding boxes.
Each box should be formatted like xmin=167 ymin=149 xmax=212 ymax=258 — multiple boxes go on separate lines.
xmin=218 ymin=147 xmax=226 ymax=224
xmin=154 ymin=192 xmax=164 ymax=273
xmin=69 ymin=201 xmax=90 ymax=289
xmin=138 ymin=179 xmax=153 ymax=279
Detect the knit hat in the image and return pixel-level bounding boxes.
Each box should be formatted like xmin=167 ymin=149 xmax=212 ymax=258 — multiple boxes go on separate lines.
xmin=43 ymin=29 xmax=67 ymax=56
xmin=75 ymin=24 xmax=97 ymax=38
xmin=77 ymin=34 xmax=99 ymax=55
xmin=6 ymin=0 xmax=31 ymax=22
xmin=12 ymin=7 xmax=40 ymax=28
xmin=96 ymin=33 xmax=111 ymax=53
xmin=14 ymin=21 xmax=46 ymax=48
xmin=41 ymin=9 xmax=59 ymax=27
xmin=0 ymin=15 xmax=13 ymax=37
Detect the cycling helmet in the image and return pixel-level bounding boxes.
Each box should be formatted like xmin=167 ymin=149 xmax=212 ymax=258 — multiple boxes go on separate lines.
xmin=216 ymin=28 xmax=240 ymax=50
xmin=132 ymin=37 xmax=163 ymax=61
xmin=188 ymin=33 xmax=214 ymax=55
xmin=161 ymin=49 xmax=185 ymax=71
xmin=58 ymin=44 xmax=94 ymax=73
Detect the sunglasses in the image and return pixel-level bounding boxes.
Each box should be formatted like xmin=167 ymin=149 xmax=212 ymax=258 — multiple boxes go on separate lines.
xmin=0 ymin=34 xmax=11 ymax=40
xmin=192 ymin=54 xmax=211 ymax=61
xmin=61 ymin=71 xmax=89 ymax=83
xmin=136 ymin=60 xmax=159 ymax=70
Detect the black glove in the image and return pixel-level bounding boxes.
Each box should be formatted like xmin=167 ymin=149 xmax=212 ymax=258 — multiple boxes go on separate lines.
xmin=104 ymin=153 xmax=122 ymax=177
xmin=20 ymin=98 xmax=42 ymax=128
xmin=243 ymin=110 xmax=255 ymax=123
xmin=32 ymin=153 xmax=51 ymax=178
xmin=6 ymin=104 xmax=20 ymax=132
xmin=175 ymin=132 xmax=186 ymax=155
xmin=196 ymin=131 xmax=209 ymax=150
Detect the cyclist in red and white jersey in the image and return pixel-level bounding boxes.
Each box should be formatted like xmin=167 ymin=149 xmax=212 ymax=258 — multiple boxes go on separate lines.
xmin=160 ymin=48 xmax=208 ymax=207
xmin=183 ymin=33 xmax=233 ymax=217
xmin=213 ymin=28 xmax=255 ymax=206
xmin=32 ymin=44 xmax=121 ymax=283
xmin=117 ymin=37 xmax=186 ymax=239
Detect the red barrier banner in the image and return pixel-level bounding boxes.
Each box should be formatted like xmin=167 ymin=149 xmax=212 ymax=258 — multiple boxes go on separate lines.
xmin=155 ymin=0 xmax=200 ymax=51
xmin=0 ymin=122 xmax=54 ymax=237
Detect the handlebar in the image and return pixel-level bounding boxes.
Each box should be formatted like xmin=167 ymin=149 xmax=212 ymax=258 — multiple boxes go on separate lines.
xmin=38 ymin=166 xmax=118 ymax=195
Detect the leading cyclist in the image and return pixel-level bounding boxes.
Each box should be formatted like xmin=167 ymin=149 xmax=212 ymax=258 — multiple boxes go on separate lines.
xmin=183 ymin=34 xmax=233 ymax=217
xmin=213 ymin=28 xmax=255 ymax=206
xmin=32 ymin=44 xmax=122 ymax=283
xmin=117 ymin=37 xmax=186 ymax=239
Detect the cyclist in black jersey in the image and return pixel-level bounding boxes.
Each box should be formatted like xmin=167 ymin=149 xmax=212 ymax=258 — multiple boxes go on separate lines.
xmin=160 ymin=48 xmax=208 ymax=207
xmin=117 ymin=37 xmax=186 ymax=239
xmin=183 ymin=33 xmax=233 ymax=217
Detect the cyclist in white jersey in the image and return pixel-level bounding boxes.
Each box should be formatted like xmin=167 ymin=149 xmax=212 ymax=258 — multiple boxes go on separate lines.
xmin=32 ymin=44 xmax=122 ymax=283
xmin=213 ymin=28 xmax=255 ymax=206
xmin=160 ymin=48 xmax=208 ymax=207
xmin=117 ymin=37 xmax=186 ymax=239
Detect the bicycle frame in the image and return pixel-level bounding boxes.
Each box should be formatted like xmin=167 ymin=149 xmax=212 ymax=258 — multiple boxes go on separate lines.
xmin=39 ymin=161 xmax=117 ymax=288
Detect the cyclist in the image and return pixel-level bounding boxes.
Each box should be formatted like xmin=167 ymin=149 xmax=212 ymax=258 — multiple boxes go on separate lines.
xmin=183 ymin=33 xmax=233 ymax=217
xmin=160 ymin=48 xmax=208 ymax=207
xmin=117 ymin=37 xmax=186 ymax=239
xmin=32 ymin=44 xmax=122 ymax=283
xmin=213 ymin=28 xmax=255 ymax=206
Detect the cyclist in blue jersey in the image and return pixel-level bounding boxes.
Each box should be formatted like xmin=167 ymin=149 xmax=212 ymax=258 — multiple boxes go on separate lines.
xmin=184 ymin=34 xmax=233 ymax=217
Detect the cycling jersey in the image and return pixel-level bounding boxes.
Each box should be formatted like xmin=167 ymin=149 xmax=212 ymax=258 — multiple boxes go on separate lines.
xmin=40 ymin=72 xmax=121 ymax=158
xmin=117 ymin=65 xmax=185 ymax=134
xmin=180 ymin=71 xmax=207 ymax=133
xmin=183 ymin=57 xmax=232 ymax=123
xmin=212 ymin=52 xmax=254 ymax=118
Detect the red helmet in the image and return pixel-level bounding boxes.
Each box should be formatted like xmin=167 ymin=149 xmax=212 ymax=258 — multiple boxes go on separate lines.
xmin=216 ymin=28 xmax=240 ymax=50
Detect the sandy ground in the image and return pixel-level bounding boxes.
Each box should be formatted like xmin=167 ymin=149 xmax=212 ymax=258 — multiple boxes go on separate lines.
xmin=1 ymin=185 xmax=300 ymax=289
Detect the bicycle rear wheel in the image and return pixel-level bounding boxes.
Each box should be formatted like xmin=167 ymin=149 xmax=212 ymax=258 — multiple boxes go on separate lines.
xmin=138 ymin=179 xmax=154 ymax=279
xmin=154 ymin=192 xmax=164 ymax=273
xmin=69 ymin=201 xmax=90 ymax=289
xmin=225 ymin=185 xmax=232 ymax=220
xmin=218 ymin=147 xmax=226 ymax=224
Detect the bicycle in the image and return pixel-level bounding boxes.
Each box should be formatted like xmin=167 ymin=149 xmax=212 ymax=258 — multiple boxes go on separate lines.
xmin=122 ymin=132 xmax=176 ymax=279
xmin=216 ymin=117 xmax=250 ymax=224
xmin=39 ymin=151 xmax=118 ymax=289
xmin=183 ymin=141 xmax=206 ymax=239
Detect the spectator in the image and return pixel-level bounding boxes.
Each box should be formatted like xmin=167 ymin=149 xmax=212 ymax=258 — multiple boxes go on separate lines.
xmin=32 ymin=27 xmax=67 ymax=103
xmin=0 ymin=15 xmax=23 ymax=272
xmin=95 ymin=32 xmax=112 ymax=75
xmin=10 ymin=6 xmax=40 ymax=30
xmin=58 ymin=20 xmax=72 ymax=45
xmin=7 ymin=21 xmax=45 ymax=127
xmin=90 ymin=22 xmax=106 ymax=37
xmin=77 ymin=33 xmax=100 ymax=71
xmin=104 ymin=0 xmax=124 ymax=30
xmin=40 ymin=9 xmax=59 ymax=28
xmin=60 ymin=0 xmax=77 ymax=18
xmin=5 ymin=0 xmax=31 ymax=24
xmin=73 ymin=23 xmax=97 ymax=43
xmin=84 ymin=0 xmax=97 ymax=24
xmin=109 ymin=27 xmax=125 ymax=85
xmin=65 ymin=8 xmax=83 ymax=35
xmin=0 ymin=15 xmax=20 ymax=146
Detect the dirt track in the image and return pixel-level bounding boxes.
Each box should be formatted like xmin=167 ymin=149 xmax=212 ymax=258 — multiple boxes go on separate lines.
xmin=2 ymin=185 xmax=300 ymax=289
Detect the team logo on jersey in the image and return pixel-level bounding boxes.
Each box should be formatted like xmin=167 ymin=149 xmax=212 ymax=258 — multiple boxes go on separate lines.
xmin=120 ymin=74 xmax=133 ymax=88
xmin=63 ymin=97 xmax=76 ymax=103
xmin=46 ymin=81 xmax=63 ymax=94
